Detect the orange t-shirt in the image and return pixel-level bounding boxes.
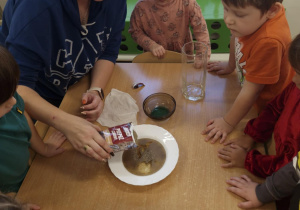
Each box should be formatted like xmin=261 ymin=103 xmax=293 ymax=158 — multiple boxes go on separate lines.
xmin=129 ymin=0 xmax=211 ymax=57
xmin=235 ymin=5 xmax=294 ymax=113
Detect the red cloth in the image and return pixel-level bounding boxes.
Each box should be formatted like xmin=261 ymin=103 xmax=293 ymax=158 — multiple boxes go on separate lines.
xmin=244 ymin=82 xmax=300 ymax=178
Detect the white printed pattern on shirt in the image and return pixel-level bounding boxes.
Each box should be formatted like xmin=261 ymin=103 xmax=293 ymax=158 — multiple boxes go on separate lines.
xmin=46 ymin=28 xmax=111 ymax=92
xmin=235 ymin=38 xmax=246 ymax=86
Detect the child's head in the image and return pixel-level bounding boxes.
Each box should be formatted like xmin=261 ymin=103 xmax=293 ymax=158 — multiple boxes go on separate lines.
xmin=222 ymin=0 xmax=282 ymax=37
xmin=289 ymin=34 xmax=300 ymax=89
xmin=0 ymin=46 xmax=19 ymax=117
xmin=222 ymin=0 xmax=283 ymax=14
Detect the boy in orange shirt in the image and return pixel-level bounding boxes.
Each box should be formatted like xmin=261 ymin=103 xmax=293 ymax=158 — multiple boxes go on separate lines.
xmin=202 ymin=0 xmax=293 ymax=143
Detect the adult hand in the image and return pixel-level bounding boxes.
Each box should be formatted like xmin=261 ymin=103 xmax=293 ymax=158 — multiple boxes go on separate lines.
xmin=43 ymin=131 xmax=67 ymax=157
xmin=201 ymin=117 xmax=234 ymax=143
xmin=218 ymin=143 xmax=247 ymax=168
xmin=226 ymin=175 xmax=263 ymax=209
xmin=61 ymin=114 xmax=113 ymax=162
xmin=207 ymin=61 xmax=234 ymax=75
xmin=81 ymin=91 xmax=104 ymax=122
xmin=17 ymin=85 xmax=112 ymax=162
xmin=150 ymin=43 xmax=166 ymax=59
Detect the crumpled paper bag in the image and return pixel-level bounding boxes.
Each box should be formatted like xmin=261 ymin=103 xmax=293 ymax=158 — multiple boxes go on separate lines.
xmin=97 ymin=89 xmax=139 ymax=127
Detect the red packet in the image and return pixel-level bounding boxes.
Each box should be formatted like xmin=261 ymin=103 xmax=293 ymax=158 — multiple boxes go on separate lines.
xmin=101 ymin=122 xmax=137 ymax=153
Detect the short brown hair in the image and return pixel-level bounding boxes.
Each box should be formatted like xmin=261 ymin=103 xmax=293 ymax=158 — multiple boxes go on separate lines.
xmin=288 ymin=34 xmax=300 ymax=74
xmin=222 ymin=0 xmax=283 ymax=14
xmin=0 ymin=46 xmax=19 ymax=104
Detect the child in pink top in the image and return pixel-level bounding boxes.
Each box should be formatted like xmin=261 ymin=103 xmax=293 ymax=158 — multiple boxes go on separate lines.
xmin=129 ymin=0 xmax=211 ymax=58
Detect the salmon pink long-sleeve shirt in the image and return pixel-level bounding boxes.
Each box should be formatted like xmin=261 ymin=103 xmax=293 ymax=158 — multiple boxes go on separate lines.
xmin=129 ymin=0 xmax=211 ymax=57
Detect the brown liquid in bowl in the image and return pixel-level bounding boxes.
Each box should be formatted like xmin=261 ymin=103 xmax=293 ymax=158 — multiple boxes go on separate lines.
xmin=122 ymin=138 xmax=166 ymax=176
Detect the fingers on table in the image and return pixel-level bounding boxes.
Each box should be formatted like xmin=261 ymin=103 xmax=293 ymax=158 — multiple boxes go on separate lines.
xmin=218 ymin=147 xmax=234 ymax=167
xmin=205 ymin=129 xmax=225 ymax=144
xmin=219 ymin=133 xmax=227 ymax=144
xmin=240 ymin=175 xmax=252 ymax=182
xmin=218 ymin=146 xmax=232 ymax=157
xmin=212 ymin=131 xmax=226 ymax=144
xmin=202 ymin=121 xmax=228 ymax=144
xmin=218 ymin=152 xmax=231 ymax=161
xmin=226 ymin=177 xmax=247 ymax=192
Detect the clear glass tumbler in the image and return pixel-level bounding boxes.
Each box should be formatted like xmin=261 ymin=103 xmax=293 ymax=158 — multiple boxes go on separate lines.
xmin=181 ymin=41 xmax=208 ymax=101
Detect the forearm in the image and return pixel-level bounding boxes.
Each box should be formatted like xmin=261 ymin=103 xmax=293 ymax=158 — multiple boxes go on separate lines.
xmin=224 ymin=81 xmax=264 ymax=127
xmin=244 ymin=85 xmax=289 ymax=141
xmin=224 ymin=101 xmax=253 ymax=128
xmin=244 ymin=98 xmax=281 ymax=141
xmin=233 ymin=134 xmax=255 ymax=151
xmin=227 ymin=36 xmax=236 ymax=71
xmin=135 ymin=34 xmax=157 ymax=52
xmin=244 ymin=118 xmax=275 ymax=143
xmin=191 ymin=1 xmax=211 ymax=58
xmin=129 ymin=13 xmax=157 ymax=52
xmin=256 ymin=161 xmax=299 ymax=203
xmin=24 ymin=111 xmax=47 ymax=156
xmin=17 ymin=85 xmax=70 ymax=131
xmin=129 ymin=24 xmax=156 ymax=52
xmin=224 ymin=93 xmax=256 ymax=127
xmin=18 ymin=84 xmax=112 ymax=161
xmin=245 ymin=149 xmax=294 ymax=178
xmin=90 ymin=59 xmax=114 ymax=90
xmin=194 ymin=31 xmax=211 ymax=58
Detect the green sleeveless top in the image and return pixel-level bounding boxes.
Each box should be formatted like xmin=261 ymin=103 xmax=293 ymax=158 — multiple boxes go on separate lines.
xmin=0 ymin=92 xmax=31 ymax=193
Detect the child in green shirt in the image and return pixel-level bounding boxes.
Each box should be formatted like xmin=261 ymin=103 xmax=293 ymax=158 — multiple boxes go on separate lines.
xmin=0 ymin=45 xmax=66 ymax=195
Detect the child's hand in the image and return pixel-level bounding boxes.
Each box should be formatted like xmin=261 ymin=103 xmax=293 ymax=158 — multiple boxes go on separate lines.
xmin=226 ymin=175 xmax=263 ymax=209
xmin=149 ymin=43 xmax=166 ymax=58
xmin=207 ymin=61 xmax=234 ymax=75
xmin=43 ymin=131 xmax=66 ymax=157
xmin=218 ymin=143 xmax=247 ymax=168
xmin=201 ymin=117 xmax=234 ymax=143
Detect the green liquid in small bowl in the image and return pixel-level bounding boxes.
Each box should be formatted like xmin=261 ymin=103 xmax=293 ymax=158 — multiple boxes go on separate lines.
xmin=150 ymin=106 xmax=170 ymax=119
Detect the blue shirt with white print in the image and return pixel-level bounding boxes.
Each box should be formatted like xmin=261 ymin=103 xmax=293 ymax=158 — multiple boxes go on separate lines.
xmin=0 ymin=0 xmax=126 ymax=105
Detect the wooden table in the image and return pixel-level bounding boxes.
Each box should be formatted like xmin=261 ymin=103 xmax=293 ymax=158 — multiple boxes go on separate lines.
xmin=16 ymin=63 xmax=275 ymax=210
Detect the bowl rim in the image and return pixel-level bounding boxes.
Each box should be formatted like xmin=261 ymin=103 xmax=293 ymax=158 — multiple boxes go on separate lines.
xmin=142 ymin=92 xmax=176 ymax=120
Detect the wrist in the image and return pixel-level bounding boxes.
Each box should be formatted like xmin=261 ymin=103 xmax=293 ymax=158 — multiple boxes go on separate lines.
xmin=51 ymin=111 xmax=73 ymax=131
xmin=41 ymin=144 xmax=50 ymax=157
xmin=87 ymin=87 xmax=104 ymax=100
xmin=255 ymin=183 xmax=272 ymax=204
xmin=222 ymin=117 xmax=234 ymax=128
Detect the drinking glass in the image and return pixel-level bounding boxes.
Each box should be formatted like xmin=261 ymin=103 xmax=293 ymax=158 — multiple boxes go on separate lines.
xmin=181 ymin=41 xmax=208 ymax=101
